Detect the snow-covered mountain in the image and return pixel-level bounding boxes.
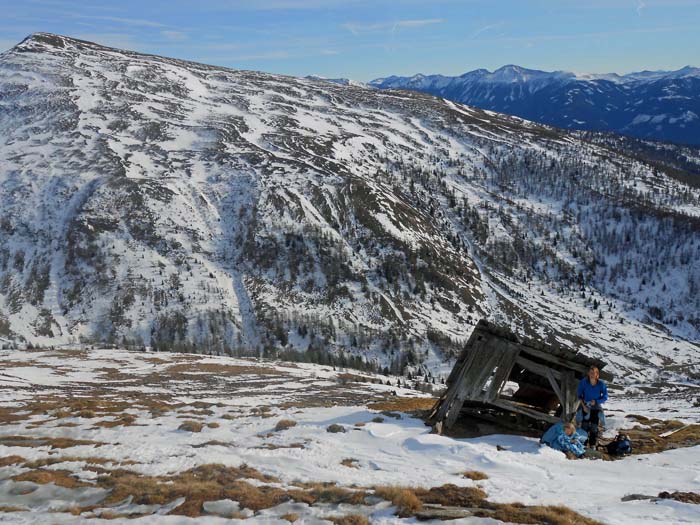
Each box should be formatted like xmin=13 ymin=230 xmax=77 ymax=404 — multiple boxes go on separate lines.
xmin=1 ymin=33 xmax=699 ymax=382
xmin=370 ymin=65 xmax=700 ymax=145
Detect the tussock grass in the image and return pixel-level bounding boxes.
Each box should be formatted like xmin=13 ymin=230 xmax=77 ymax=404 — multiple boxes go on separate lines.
xmin=326 ymin=423 xmax=346 ymax=433
xmin=281 ymin=512 xmax=300 ymax=523
xmin=374 ymin=486 xmax=423 ymax=517
xmin=463 ymin=470 xmax=489 ymax=481
xmin=178 ymin=421 xmax=204 ymax=432
xmin=0 ymin=506 xmax=27 ymax=512
xmin=12 ymin=469 xmax=90 ymax=489
xmin=207 ymin=422 xmax=220 ymax=429
xmin=480 ymin=503 xmax=605 ymax=525
xmin=94 ymin=414 xmax=137 ymax=428
xmin=341 ymin=458 xmax=359 ymax=468
xmin=0 ymin=455 xmax=25 ymax=467
xmin=23 ymin=456 xmax=111 ymax=468
xmin=658 ymin=491 xmax=700 ymax=504
xmin=165 ymin=363 xmax=285 ymax=377
xmin=274 ymin=419 xmax=297 ymax=431
xmin=325 ymin=514 xmax=369 ymax=525
xmin=414 ymin=484 xmax=487 ymax=507
xmin=0 ymin=435 xmax=104 ymax=449
xmin=368 ymin=397 xmax=436 ymax=413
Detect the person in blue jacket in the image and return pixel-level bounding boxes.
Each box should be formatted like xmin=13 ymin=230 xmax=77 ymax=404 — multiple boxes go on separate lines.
xmin=576 ymin=365 xmax=608 ymax=446
xmin=540 ymin=422 xmax=586 ymax=458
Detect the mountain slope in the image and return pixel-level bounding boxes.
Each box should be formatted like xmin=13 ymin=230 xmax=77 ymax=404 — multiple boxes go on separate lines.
xmin=1 ymin=33 xmax=699 ymax=383
xmin=370 ymin=65 xmax=700 ymax=145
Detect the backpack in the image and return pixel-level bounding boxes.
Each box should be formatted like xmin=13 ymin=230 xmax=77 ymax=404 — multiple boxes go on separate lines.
xmin=606 ymin=433 xmax=632 ymax=456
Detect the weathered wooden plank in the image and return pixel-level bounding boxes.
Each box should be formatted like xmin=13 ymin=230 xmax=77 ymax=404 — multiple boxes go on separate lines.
xmin=490 ymin=399 xmax=560 ymax=424
xmin=545 ymin=368 xmax=564 ymax=406
xmin=514 ymin=355 xmax=562 ymax=380
xmin=520 ymin=346 xmax=591 ymax=376
xmin=561 ymin=370 xmax=580 ymax=420
xmin=483 ymin=345 xmax=519 ymax=402
xmin=429 ymin=342 xmax=480 ymax=425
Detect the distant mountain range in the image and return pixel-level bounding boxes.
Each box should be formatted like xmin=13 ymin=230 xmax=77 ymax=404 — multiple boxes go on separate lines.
xmin=370 ymin=65 xmax=700 ymax=145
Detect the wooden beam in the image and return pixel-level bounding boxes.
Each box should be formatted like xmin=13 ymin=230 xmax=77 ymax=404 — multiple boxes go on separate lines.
xmin=490 ymin=399 xmax=560 ymax=424
xmin=514 ymin=355 xmax=562 ymax=380
xmin=520 ymin=346 xmax=591 ymax=375
xmin=545 ymin=368 xmax=564 ymax=407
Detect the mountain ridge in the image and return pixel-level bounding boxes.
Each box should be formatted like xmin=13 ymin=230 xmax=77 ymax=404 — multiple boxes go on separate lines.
xmin=1 ymin=33 xmax=699 ymax=383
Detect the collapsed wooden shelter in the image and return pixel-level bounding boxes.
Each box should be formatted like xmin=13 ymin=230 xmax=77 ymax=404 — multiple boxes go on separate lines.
xmin=428 ymin=319 xmax=612 ymax=434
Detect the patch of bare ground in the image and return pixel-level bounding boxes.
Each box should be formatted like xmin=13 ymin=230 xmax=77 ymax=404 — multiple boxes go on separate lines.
xmin=341 ymin=458 xmax=359 ymax=468
xmin=92 ymin=464 xmax=284 ymax=517
xmin=274 ymin=419 xmax=297 ymax=431
xmin=325 ymin=514 xmax=369 ymax=525
xmin=178 ymin=421 xmax=204 ymax=432
xmin=463 ymin=470 xmax=488 ymax=481
xmin=165 ymin=362 xmax=286 ymax=377
xmin=12 ymin=469 xmax=91 ymax=489
xmin=0 ymin=455 xmax=25 ymax=467
xmin=623 ymin=415 xmax=700 ymax=454
xmin=374 ymin=484 xmax=604 ymax=525
xmin=368 ymin=397 xmax=437 ymax=413
xmin=373 ymin=486 xmax=423 ymax=517
xmin=0 ymin=435 xmax=105 ymax=449
xmin=0 ymin=506 xmax=27 ymax=512
xmin=658 ymin=491 xmax=700 ymax=504
xmin=22 ymin=456 xmax=114 ymax=469
xmin=93 ymin=413 xmax=137 ymax=428
xmin=191 ymin=440 xmax=232 ymax=449
xmin=475 ymin=503 xmax=605 ymax=525
xmin=253 ymin=442 xmax=306 ymax=450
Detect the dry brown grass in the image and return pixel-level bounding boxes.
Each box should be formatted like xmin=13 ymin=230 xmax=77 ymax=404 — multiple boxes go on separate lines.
xmin=253 ymin=442 xmax=306 ymax=450
xmin=622 ymin=417 xmax=700 ymax=455
xmin=280 ymin=512 xmax=300 ymax=523
xmin=341 ymin=458 xmax=360 ymax=469
xmin=463 ymin=470 xmax=489 ymax=481
xmin=94 ymin=414 xmax=137 ymax=428
xmin=207 ymin=422 xmax=220 ymax=429
xmin=165 ymin=363 xmax=285 ymax=376
xmin=94 ymin=463 xmax=284 ymax=517
xmin=325 ymin=514 xmax=369 ymax=525
xmin=480 ymin=503 xmax=605 ymax=525
xmin=658 ymin=491 xmax=700 ymax=504
xmin=178 ymin=421 xmax=205 ymax=432
xmin=274 ymin=419 xmax=297 ymax=431
xmin=12 ymin=469 xmax=90 ymax=489
xmin=374 ymin=486 xmax=423 ymax=517
xmin=294 ymin=482 xmax=368 ymax=506
xmin=191 ymin=440 xmax=232 ymax=449
xmin=0 ymin=506 xmax=27 ymax=512
xmin=368 ymin=397 xmax=436 ymax=413
xmin=22 ymin=456 xmax=111 ymax=469
xmin=414 ymin=484 xmax=487 ymax=507
xmin=0 ymin=435 xmax=104 ymax=449
xmin=0 ymin=455 xmax=25 ymax=467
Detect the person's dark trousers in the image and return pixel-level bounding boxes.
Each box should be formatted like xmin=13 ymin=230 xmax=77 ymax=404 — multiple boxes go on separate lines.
xmin=581 ymin=408 xmax=601 ymax=446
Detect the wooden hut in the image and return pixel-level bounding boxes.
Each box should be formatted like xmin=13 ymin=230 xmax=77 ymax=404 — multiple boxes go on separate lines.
xmin=428 ymin=319 xmax=612 ymax=434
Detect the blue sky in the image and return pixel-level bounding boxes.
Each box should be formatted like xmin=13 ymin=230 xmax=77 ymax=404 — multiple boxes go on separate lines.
xmin=0 ymin=0 xmax=698 ymax=81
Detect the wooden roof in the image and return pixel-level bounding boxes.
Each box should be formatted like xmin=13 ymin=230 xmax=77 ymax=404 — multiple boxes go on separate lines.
xmin=463 ymin=319 xmax=612 ymax=381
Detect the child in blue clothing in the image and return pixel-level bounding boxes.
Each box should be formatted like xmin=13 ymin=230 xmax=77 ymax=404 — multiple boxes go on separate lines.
xmin=576 ymin=365 xmax=608 ymax=446
xmin=541 ymin=422 xmax=586 ymax=458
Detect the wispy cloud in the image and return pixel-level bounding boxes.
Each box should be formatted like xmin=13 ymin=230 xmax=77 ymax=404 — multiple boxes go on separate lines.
xmin=73 ymin=15 xmax=166 ymax=28
xmin=471 ymin=22 xmax=504 ymax=39
xmin=636 ymin=0 xmax=647 ymax=15
xmin=161 ymin=30 xmax=188 ymax=41
xmin=343 ymin=18 xmax=444 ymax=35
